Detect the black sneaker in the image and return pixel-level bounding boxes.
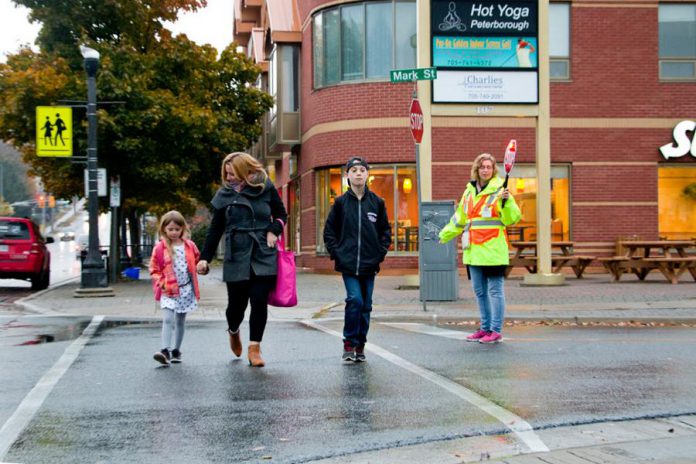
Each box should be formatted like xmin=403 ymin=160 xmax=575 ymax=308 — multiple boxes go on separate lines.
xmin=354 ymin=344 xmax=366 ymax=362
xmin=342 ymin=341 xmax=356 ymax=363
xmin=154 ymin=348 xmax=171 ymax=366
xmin=171 ymin=349 xmax=182 ymax=363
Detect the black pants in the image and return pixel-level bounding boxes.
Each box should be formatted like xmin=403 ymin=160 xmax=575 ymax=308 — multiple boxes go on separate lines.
xmin=225 ymin=273 xmax=276 ymax=342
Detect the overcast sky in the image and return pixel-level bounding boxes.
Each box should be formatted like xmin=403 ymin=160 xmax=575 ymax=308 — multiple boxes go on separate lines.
xmin=0 ymin=0 xmax=234 ymax=62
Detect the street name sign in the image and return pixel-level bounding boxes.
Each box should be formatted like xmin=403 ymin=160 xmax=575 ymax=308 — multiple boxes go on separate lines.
xmin=390 ymin=67 xmax=437 ymax=83
xmin=36 ymin=106 xmax=73 ymax=157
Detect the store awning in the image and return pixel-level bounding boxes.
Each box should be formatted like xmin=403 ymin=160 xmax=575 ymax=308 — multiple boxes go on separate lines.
xmin=266 ymin=0 xmax=301 ymax=43
xmin=249 ymin=28 xmax=268 ymax=71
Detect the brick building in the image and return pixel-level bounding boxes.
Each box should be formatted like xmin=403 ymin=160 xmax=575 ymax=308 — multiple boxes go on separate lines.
xmin=234 ymin=0 xmax=696 ymax=270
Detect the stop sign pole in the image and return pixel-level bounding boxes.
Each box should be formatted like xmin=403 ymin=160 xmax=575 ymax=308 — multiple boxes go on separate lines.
xmin=409 ymin=89 xmax=427 ymax=312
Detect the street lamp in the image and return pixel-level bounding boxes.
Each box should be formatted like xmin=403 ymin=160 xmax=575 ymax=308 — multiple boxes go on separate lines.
xmin=79 ymin=45 xmax=108 ymax=288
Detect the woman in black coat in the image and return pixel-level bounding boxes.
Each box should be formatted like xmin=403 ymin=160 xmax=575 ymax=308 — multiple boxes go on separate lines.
xmin=197 ymin=152 xmax=288 ymax=367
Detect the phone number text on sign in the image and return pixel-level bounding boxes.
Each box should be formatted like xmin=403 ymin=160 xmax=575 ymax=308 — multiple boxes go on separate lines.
xmin=433 ymin=70 xmax=538 ymax=104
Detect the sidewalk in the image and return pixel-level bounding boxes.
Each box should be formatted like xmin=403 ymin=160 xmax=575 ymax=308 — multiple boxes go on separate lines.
xmin=16 ymin=267 xmax=696 ymax=324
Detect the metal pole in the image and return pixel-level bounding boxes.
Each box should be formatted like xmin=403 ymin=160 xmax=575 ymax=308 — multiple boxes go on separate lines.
xmin=109 ymin=176 xmax=120 ymax=282
xmin=414 ymin=86 xmax=426 ymax=312
xmin=80 ymin=47 xmax=107 ymax=288
xmin=110 ymin=207 xmax=118 ymax=283
xmin=41 ymin=192 xmax=47 ymax=233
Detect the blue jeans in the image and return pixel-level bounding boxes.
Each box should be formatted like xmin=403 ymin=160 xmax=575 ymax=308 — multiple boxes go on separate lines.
xmin=469 ymin=265 xmax=506 ymax=333
xmin=342 ymin=273 xmax=375 ymax=347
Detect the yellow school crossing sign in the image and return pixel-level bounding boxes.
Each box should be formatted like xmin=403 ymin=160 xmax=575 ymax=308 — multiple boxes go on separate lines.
xmin=36 ymin=106 xmax=73 ymax=157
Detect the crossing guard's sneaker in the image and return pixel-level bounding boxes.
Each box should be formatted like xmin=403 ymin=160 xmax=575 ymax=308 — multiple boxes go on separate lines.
xmin=466 ymin=329 xmax=488 ymax=342
xmin=170 ymin=349 xmax=182 ymax=363
xmin=354 ymin=344 xmax=366 ymax=362
xmin=342 ymin=341 xmax=356 ymax=362
xmin=154 ymin=348 xmax=171 ymax=365
xmin=479 ymin=332 xmax=503 ymax=344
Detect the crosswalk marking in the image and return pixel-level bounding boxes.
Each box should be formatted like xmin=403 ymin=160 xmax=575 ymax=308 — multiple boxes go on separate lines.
xmin=301 ymin=319 xmax=548 ymax=454
xmin=0 ymin=316 xmax=104 ymax=460
xmin=380 ymin=322 xmax=474 ymax=339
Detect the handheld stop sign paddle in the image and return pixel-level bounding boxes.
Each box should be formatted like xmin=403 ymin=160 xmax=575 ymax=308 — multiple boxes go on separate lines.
xmin=501 ymin=139 xmax=517 ymax=207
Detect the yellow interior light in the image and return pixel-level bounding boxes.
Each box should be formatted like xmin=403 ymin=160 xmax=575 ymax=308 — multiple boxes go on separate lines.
xmin=516 ymin=178 xmax=526 ymax=192
xmin=403 ymin=177 xmax=413 ymax=194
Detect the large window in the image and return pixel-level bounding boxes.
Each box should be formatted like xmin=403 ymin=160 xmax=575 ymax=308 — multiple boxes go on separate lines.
xmin=658 ymin=167 xmax=696 ymax=239
xmin=287 ymin=180 xmax=301 ymax=253
xmin=506 ymin=165 xmax=571 ymax=242
xmin=313 ymin=0 xmax=417 ymax=88
xmin=550 ymin=3 xmax=570 ymax=80
xmin=316 ymin=165 xmax=419 ymax=253
xmin=659 ymin=4 xmax=696 ymax=79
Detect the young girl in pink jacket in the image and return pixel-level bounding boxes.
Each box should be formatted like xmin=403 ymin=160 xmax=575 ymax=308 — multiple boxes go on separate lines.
xmin=149 ymin=211 xmax=201 ymax=366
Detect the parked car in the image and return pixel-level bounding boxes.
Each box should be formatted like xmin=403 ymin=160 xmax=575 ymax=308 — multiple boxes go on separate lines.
xmin=75 ymin=234 xmax=88 ymax=260
xmin=0 ymin=217 xmax=53 ymax=290
xmin=58 ymin=231 xmax=75 ymax=241
xmin=75 ymin=234 xmax=108 ymax=262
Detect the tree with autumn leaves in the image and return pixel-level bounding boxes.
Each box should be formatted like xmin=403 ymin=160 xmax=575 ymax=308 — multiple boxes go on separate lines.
xmin=0 ymin=0 xmax=272 ymax=230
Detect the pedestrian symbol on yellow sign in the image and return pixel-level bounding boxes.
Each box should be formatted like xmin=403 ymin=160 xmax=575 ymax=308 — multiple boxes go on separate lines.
xmin=36 ymin=106 xmax=73 ymax=157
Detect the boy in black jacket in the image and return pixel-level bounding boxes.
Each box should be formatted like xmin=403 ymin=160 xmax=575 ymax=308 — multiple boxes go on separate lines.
xmin=323 ymin=157 xmax=392 ymax=362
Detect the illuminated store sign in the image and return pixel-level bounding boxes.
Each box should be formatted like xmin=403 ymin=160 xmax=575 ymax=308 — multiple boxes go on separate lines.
xmin=432 ymin=0 xmax=538 ymax=103
xmin=660 ymin=120 xmax=696 ymax=159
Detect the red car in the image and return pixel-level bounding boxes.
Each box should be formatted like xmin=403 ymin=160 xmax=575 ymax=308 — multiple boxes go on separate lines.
xmin=0 ymin=217 xmax=53 ymax=290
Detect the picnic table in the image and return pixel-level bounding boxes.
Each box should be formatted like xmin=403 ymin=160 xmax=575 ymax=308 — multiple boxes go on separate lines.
xmin=506 ymin=241 xmax=595 ymax=278
xmin=598 ymin=240 xmax=696 ymax=284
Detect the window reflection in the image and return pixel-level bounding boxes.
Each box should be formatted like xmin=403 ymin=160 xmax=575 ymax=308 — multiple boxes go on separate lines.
xmin=396 ymin=168 xmax=419 ymax=251
xmin=506 ymin=165 xmax=570 ymax=242
xmin=658 ymin=167 xmax=696 ymax=239
xmin=317 ymin=165 xmax=419 ymax=253
xmin=313 ymin=0 xmax=417 ymax=88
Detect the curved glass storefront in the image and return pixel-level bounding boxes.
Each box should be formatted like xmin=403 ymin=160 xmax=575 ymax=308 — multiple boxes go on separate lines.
xmin=316 ymin=165 xmax=419 ymax=253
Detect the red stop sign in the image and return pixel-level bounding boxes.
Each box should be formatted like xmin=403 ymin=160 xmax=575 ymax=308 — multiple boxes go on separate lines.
xmin=409 ymin=99 xmax=424 ymax=144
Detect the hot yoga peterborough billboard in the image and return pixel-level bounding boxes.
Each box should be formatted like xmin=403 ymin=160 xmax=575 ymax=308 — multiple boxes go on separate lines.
xmin=431 ymin=0 xmax=539 ymax=103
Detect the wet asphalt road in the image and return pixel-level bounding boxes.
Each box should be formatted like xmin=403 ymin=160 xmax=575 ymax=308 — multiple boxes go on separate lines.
xmin=1 ymin=316 xmax=695 ymax=463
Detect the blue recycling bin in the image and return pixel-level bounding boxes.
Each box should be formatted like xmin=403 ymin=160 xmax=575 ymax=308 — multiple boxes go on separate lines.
xmin=122 ymin=267 xmax=140 ymax=280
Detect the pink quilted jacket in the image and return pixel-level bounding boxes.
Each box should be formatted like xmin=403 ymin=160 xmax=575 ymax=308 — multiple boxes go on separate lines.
xmin=148 ymin=239 xmax=201 ymax=302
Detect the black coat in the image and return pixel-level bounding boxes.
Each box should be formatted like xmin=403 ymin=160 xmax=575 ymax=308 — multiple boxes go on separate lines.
xmin=323 ymin=187 xmax=391 ymax=275
xmin=201 ymin=179 xmax=288 ymax=282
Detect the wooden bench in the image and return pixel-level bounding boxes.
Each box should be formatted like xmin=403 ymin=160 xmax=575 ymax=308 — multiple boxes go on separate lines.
xmin=506 ymin=255 xmax=595 ymax=278
xmin=597 ymin=256 xmax=696 ymax=283
xmin=641 ymin=257 xmax=696 ymax=284
xmin=597 ymin=256 xmax=631 ymax=282
xmin=566 ymin=255 xmax=596 ymax=278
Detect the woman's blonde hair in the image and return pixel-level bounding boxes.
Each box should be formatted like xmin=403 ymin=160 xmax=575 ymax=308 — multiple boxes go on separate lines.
xmin=158 ymin=211 xmax=190 ymax=256
xmin=221 ymin=152 xmax=268 ymax=189
xmin=470 ymin=153 xmax=499 ymax=184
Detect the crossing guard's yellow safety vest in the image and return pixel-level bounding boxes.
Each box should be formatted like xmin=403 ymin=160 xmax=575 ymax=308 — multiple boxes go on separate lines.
xmin=439 ymin=176 xmax=521 ymax=266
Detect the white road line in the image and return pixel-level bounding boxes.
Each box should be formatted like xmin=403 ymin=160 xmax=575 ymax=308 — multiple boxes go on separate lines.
xmin=301 ymin=319 xmax=549 ymax=454
xmin=0 ymin=315 xmax=104 ymax=460
xmin=381 ymin=322 xmax=475 ymax=340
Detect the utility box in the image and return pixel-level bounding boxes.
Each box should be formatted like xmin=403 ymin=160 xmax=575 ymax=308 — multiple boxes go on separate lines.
xmin=419 ymin=201 xmax=458 ymax=301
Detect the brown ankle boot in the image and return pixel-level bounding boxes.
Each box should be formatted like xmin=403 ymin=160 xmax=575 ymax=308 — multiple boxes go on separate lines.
xmin=228 ymin=329 xmax=242 ymax=357
xmin=247 ymin=344 xmax=265 ymax=367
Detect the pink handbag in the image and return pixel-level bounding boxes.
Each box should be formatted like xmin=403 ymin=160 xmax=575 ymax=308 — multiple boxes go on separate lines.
xmin=268 ymin=221 xmax=297 ymax=307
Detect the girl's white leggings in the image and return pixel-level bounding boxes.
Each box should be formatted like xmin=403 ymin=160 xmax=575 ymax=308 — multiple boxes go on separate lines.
xmin=161 ymin=309 xmax=186 ymax=351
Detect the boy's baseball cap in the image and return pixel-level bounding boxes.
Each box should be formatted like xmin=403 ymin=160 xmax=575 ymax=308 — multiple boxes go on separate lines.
xmin=345 ymin=157 xmax=369 ymax=172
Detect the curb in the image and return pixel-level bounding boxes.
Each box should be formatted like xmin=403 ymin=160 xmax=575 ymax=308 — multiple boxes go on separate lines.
xmin=14 ymin=277 xmax=80 ymax=315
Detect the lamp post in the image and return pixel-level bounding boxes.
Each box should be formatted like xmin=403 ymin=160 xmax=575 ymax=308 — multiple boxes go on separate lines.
xmin=79 ymin=45 xmax=108 ymax=288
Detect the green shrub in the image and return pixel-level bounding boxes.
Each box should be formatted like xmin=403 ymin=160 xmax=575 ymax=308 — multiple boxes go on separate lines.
xmin=190 ymin=222 xmax=209 ymax=253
